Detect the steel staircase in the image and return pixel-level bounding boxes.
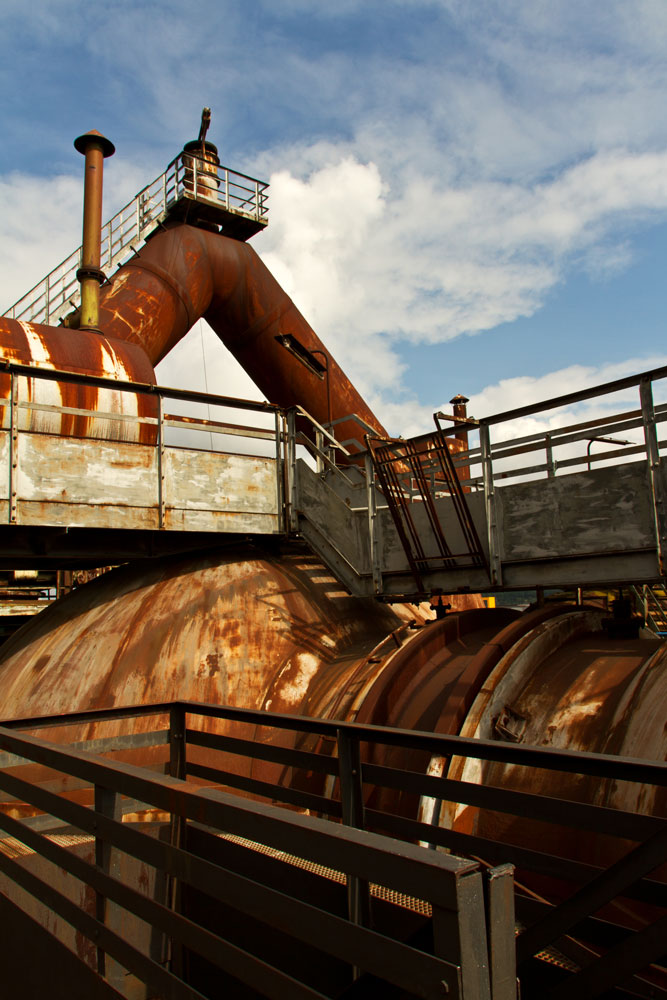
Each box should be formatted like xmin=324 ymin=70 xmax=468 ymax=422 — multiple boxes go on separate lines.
xmin=2 ymin=152 xmax=269 ymax=328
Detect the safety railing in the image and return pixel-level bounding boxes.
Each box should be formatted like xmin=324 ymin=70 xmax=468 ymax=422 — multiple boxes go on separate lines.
xmin=1 ymin=360 xmax=284 ymax=533
xmin=3 ymin=151 xmax=269 ymax=327
xmin=0 ymin=703 xmax=506 ymax=1000
xmin=448 ymin=366 xmax=667 ymax=489
xmin=442 ymin=365 xmax=667 ymax=585
xmin=1 ymin=699 xmax=666 ymax=998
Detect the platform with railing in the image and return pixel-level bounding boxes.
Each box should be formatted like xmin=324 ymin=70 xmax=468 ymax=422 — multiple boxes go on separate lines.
xmin=2 ymin=152 xmax=269 ymax=327
xmin=2 ymin=357 xmax=667 ymax=597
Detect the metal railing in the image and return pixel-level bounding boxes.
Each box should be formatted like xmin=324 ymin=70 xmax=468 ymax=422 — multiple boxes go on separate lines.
xmin=2 ymin=152 xmax=269 ymax=327
xmin=0 ymin=703 xmax=507 ymax=1000
xmin=444 ymin=366 xmax=667 ymax=584
xmin=1 ymin=699 xmax=666 ymax=997
xmin=1 ymin=360 xmax=283 ymax=531
xmin=449 ymin=366 xmax=667 ymax=488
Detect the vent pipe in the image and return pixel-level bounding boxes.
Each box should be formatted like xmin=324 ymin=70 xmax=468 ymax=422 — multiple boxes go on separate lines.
xmin=73 ymin=129 xmax=115 ymax=332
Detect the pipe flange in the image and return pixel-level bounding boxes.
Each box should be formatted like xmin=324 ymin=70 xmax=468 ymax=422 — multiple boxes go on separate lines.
xmin=76 ymin=266 xmax=106 ymax=285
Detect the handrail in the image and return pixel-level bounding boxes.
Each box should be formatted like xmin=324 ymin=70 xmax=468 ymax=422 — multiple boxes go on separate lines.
xmin=453 ymin=364 xmax=667 ymax=431
xmin=4 ymin=698 xmax=666 ymax=786
xmin=2 ymin=151 xmax=269 ymax=327
xmin=1 ymin=698 xmax=664 ymax=995
xmin=0 ymin=358 xmax=278 ymax=414
xmin=0 ymin=708 xmax=493 ymax=999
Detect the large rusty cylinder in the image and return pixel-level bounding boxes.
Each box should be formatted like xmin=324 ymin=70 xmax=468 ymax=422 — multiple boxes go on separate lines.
xmin=0 ymin=545 xmax=480 ymax=815
xmin=0 ymin=547 xmax=663 ymax=901
xmin=0 ymin=318 xmax=157 ymax=442
xmin=96 ymin=223 xmax=387 ymax=455
xmin=74 ymin=130 xmax=115 ymax=332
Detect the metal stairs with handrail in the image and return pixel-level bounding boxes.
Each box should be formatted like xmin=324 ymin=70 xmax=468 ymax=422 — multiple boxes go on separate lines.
xmin=2 ymin=153 xmax=269 ymax=328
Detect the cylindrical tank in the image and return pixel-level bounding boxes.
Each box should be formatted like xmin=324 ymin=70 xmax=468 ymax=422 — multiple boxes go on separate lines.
xmin=0 ymin=318 xmax=157 ymax=443
xmin=181 ymin=140 xmax=221 ymax=201
xmin=0 ymin=553 xmax=662 ymax=845
xmin=0 ymin=546 xmax=480 ymax=811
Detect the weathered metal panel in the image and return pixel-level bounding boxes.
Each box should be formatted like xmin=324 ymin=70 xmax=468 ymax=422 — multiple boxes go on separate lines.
xmin=165 ymin=449 xmax=278 ymax=515
xmin=0 ymin=431 xmax=8 ymax=500
xmin=163 ymin=508 xmax=279 ymax=533
xmin=500 ymin=462 xmax=654 ymax=560
xmin=9 ymin=433 xmax=280 ymax=533
xmin=17 ymin=435 xmax=158 ymax=508
xmin=17 ymin=500 xmax=159 ymax=531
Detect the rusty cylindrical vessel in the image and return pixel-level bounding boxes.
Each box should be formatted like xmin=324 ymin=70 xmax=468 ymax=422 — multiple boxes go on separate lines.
xmin=0 ymin=319 xmax=156 ymax=442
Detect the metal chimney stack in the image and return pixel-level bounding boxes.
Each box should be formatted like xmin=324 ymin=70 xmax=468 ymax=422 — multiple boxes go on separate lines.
xmin=73 ymin=129 xmax=115 ymax=331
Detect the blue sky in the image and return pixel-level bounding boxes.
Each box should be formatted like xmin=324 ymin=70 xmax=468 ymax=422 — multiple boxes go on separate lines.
xmin=2 ymin=0 xmax=667 ymax=437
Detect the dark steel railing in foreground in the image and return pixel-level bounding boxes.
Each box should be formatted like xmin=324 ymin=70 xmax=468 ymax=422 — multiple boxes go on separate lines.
xmin=0 ymin=701 xmax=665 ymax=999
xmin=0 ymin=703 xmax=511 ymax=1000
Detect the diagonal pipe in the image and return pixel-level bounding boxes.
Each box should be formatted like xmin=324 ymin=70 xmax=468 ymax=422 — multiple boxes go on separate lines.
xmin=96 ymin=223 xmax=388 ymax=453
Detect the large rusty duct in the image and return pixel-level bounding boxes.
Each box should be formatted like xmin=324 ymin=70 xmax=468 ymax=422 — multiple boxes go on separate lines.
xmin=0 ymin=126 xmax=665 ymax=958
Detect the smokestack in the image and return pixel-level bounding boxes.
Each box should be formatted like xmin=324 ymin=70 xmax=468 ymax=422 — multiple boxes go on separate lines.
xmin=73 ymin=129 xmax=115 ymax=332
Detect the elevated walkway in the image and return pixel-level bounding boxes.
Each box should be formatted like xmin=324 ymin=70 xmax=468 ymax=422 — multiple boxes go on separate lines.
xmin=291 ymin=364 xmax=667 ymax=598
xmin=2 ymin=358 xmax=667 ymax=597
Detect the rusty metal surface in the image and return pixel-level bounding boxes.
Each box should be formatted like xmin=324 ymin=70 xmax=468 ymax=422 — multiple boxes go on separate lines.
xmin=0 ymin=545 xmax=482 ymax=817
xmin=96 ymin=223 xmax=388 ymax=453
xmin=442 ymin=608 xmax=667 ymax=875
xmin=0 ymin=319 xmax=156 ymax=442
xmin=0 ymin=545 xmax=432 ymax=729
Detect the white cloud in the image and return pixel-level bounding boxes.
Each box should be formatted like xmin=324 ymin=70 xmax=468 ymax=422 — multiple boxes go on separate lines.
xmin=0 ymin=161 xmax=156 ymax=316
xmin=247 ymin=145 xmax=667 ymax=420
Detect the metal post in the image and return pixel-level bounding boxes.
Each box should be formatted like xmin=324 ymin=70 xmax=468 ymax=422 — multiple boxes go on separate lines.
xmin=545 ymin=433 xmax=556 ymax=478
xmin=94 ymin=785 xmax=122 ymax=986
xmin=225 ymin=169 xmax=230 ymax=210
xmin=274 ymin=411 xmax=284 ymax=534
xmin=433 ymin=871 xmax=492 ymax=1000
xmin=640 ymin=378 xmax=667 ymax=576
xmin=365 ymin=452 xmax=383 ymax=593
xmin=286 ymin=409 xmax=299 ymax=533
xmin=9 ymin=371 xmax=18 ymax=524
xmin=337 ymin=729 xmax=370 ymax=931
xmin=485 ymin=864 xmax=517 ymax=1000
xmin=480 ymin=424 xmax=502 ymax=586
xmin=157 ymin=395 xmax=166 ymax=529
xmin=167 ymin=704 xmax=186 ymax=975
xmin=315 ymin=429 xmax=325 ymax=474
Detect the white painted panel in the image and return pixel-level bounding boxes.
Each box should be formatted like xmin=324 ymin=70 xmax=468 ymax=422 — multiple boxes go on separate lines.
xmin=165 ymin=448 xmax=278 ymax=515
xmin=16 ymin=434 xmax=158 ymax=507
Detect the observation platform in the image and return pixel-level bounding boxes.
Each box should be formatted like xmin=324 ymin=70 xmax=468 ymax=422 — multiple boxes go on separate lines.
xmin=1 ymin=359 xmax=666 ymax=601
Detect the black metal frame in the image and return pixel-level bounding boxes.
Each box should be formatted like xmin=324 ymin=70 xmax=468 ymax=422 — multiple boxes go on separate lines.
xmin=1 ymin=699 xmax=665 ymax=999
xmin=0 ymin=704 xmax=511 ymax=1000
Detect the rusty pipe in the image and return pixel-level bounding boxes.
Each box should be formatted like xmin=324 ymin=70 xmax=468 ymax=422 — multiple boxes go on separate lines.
xmin=73 ymin=130 xmax=115 ymax=332
xmin=96 ymin=223 xmax=387 ymax=452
